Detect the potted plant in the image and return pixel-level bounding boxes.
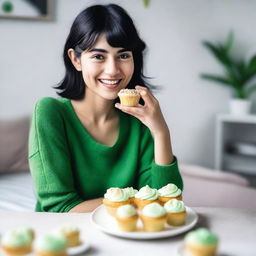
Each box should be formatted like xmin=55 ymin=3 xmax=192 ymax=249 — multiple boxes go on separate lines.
xmin=201 ymin=31 xmax=256 ymax=115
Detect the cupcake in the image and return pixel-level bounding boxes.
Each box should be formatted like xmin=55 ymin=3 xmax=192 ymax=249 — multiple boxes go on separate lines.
xmin=34 ymin=233 xmax=68 ymax=256
xmin=164 ymin=199 xmax=186 ymax=226
xmin=123 ymin=187 xmax=138 ymax=206
xmin=102 ymin=187 xmax=130 ymax=217
xmin=118 ymin=89 xmax=140 ymax=107
xmin=134 ymin=185 xmax=159 ymax=209
xmin=115 ymin=204 xmax=138 ymax=232
xmin=57 ymin=225 xmax=81 ymax=248
xmin=1 ymin=229 xmax=33 ymax=256
xmin=158 ymin=183 xmax=182 ymax=205
xmin=16 ymin=226 xmax=35 ymax=241
xmin=184 ymin=228 xmax=218 ymax=256
xmin=140 ymin=202 xmax=167 ymax=232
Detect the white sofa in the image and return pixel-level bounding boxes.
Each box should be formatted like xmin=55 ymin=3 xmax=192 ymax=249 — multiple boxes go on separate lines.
xmin=1 ymin=116 xmax=256 ymax=211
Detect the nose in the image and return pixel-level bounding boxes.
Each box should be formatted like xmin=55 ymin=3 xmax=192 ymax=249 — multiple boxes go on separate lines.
xmin=104 ymin=58 xmax=120 ymax=76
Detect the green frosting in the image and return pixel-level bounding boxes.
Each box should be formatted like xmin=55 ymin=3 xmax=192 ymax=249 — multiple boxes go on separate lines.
xmin=185 ymin=228 xmax=218 ymax=245
xmin=124 ymin=187 xmax=138 ymax=198
xmin=104 ymin=187 xmax=129 ymax=202
xmin=2 ymin=230 xmax=31 ymax=247
xmin=117 ymin=204 xmax=137 ymax=218
xmin=164 ymin=199 xmax=186 ymax=213
xmin=35 ymin=234 xmax=67 ymax=252
xmin=142 ymin=202 xmax=166 ymax=218
xmin=158 ymin=183 xmax=181 ymax=197
xmin=16 ymin=226 xmax=34 ymax=239
xmin=135 ymin=185 xmax=158 ymax=200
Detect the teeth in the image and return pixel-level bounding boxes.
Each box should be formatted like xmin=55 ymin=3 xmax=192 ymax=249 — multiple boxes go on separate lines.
xmin=100 ymin=79 xmax=120 ymax=85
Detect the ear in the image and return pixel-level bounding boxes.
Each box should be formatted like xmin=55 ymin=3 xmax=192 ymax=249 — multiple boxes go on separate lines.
xmin=67 ymin=48 xmax=82 ymax=71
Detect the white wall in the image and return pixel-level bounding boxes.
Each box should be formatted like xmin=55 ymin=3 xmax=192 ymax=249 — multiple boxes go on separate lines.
xmin=1 ymin=0 xmax=256 ymax=168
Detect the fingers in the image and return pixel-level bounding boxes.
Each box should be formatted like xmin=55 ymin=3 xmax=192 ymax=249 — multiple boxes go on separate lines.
xmin=115 ymin=103 xmax=143 ymax=117
xmin=135 ymin=85 xmax=155 ymax=105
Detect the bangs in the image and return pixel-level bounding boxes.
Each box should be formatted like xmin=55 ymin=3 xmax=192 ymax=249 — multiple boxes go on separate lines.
xmin=104 ymin=19 xmax=135 ymax=51
xmin=76 ymin=5 xmax=144 ymax=53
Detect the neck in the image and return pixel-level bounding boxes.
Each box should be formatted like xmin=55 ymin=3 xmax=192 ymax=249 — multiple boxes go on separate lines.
xmin=71 ymin=91 xmax=117 ymax=124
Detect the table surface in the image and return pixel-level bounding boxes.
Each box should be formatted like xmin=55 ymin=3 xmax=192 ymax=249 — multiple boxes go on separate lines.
xmin=0 ymin=207 xmax=255 ymax=256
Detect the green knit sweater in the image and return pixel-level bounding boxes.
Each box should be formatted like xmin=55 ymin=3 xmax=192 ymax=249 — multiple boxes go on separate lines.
xmin=28 ymin=97 xmax=183 ymax=212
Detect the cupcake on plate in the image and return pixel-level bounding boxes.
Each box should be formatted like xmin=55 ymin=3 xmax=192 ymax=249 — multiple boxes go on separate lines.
xmin=184 ymin=228 xmax=218 ymax=256
xmin=123 ymin=187 xmax=138 ymax=206
xmin=158 ymin=183 xmax=182 ymax=205
xmin=164 ymin=199 xmax=186 ymax=226
xmin=34 ymin=233 xmax=68 ymax=256
xmin=134 ymin=185 xmax=159 ymax=210
xmin=103 ymin=187 xmax=130 ymax=217
xmin=140 ymin=202 xmax=167 ymax=232
xmin=57 ymin=225 xmax=81 ymax=248
xmin=1 ymin=229 xmax=33 ymax=256
xmin=115 ymin=204 xmax=138 ymax=232
xmin=16 ymin=226 xmax=35 ymax=241
xmin=118 ymin=89 xmax=140 ymax=107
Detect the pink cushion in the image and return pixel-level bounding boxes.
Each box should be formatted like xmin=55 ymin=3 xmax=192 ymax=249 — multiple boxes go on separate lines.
xmin=182 ymin=175 xmax=256 ymax=210
xmin=0 ymin=116 xmax=30 ymax=173
xmin=180 ymin=164 xmax=256 ymax=210
xmin=180 ymin=163 xmax=249 ymax=187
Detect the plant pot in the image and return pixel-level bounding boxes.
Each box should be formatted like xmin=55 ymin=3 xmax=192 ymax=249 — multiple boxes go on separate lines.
xmin=229 ymin=98 xmax=252 ymax=115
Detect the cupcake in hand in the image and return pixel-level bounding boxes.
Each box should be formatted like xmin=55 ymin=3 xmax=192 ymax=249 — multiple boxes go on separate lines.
xmin=34 ymin=233 xmax=68 ymax=256
xmin=118 ymin=89 xmax=140 ymax=107
xmin=134 ymin=185 xmax=159 ymax=209
xmin=116 ymin=204 xmax=138 ymax=232
xmin=140 ymin=202 xmax=167 ymax=232
xmin=184 ymin=228 xmax=218 ymax=256
xmin=1 ymin=229 xmax=33 ymax=256
xmin=158 ymin=183 xmax=182 ymax=205
xmin=103 ymin=187 xmax=130 ymax=217
xmin=164 ymin=199 xmax=186 ymax=226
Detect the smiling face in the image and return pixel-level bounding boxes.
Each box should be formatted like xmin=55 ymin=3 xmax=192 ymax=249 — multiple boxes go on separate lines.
xmin=69 ymin=34 xmax=134 ymax=101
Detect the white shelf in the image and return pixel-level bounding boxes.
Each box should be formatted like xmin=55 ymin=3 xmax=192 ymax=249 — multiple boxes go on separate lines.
xmin=217 ymin=113 xmax=256 ymax=124
xmin=215 ymin=113 xmax=256 ymax=175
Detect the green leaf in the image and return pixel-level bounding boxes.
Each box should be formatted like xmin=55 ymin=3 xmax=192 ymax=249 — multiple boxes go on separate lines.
xmin=143 ymin=0 xmax=150 ymax=7
xmin=202 ymin=41 xmax=232 ymax=70
xmin=224 ymin=30 xmax=234 ymax=53
xmin=246 ymin=85 xmax=256 ymax=98
xmin=200 ymin=73 xmax=232 ymax=86
xmin=245 ymin=55 xmax=256 ymax=76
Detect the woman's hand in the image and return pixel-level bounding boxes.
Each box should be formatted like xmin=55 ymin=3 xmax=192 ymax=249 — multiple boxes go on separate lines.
xmin=115 ymin=85 xmax=169 ymax=137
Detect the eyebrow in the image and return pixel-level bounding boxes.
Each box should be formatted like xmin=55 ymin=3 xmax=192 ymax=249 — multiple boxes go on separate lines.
xmin=88 ymin=48 xmax=130 ymax=53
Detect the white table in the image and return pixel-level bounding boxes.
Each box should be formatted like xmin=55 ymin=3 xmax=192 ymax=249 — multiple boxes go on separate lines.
xmin=0 ymin=207 xmax=255 ymax=256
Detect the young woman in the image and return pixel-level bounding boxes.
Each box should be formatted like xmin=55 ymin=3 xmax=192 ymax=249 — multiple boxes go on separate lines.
xmin=28 ymin=4 xmax=183 ymax=213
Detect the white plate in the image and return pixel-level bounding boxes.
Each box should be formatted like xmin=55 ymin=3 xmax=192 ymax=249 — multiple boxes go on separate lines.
xmin=91 ymin=205 xmax=198 ymax=240
xmin=68 ymin=242 xmax=90 ymax=255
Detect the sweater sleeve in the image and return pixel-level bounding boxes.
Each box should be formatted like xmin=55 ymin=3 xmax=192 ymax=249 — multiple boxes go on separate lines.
xmin=28 ymin=98 xmax=84 ymax=212
xmin=136 ymin=125 xmax=183 ymax=190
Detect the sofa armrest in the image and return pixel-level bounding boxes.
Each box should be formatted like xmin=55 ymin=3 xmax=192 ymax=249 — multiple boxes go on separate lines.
xmin=180 ymin=163 xmax=249 ymax=187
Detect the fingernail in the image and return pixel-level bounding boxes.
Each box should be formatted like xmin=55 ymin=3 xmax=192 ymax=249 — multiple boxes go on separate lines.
xmin=140 ymin=91 xmax=146 ymax=96
xmin=115 ymin=103 xmax=120 ymax=108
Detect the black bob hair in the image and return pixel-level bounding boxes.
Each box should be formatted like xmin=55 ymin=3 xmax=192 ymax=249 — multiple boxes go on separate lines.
xmin=55 ymin=4 xmax=154 ymax=99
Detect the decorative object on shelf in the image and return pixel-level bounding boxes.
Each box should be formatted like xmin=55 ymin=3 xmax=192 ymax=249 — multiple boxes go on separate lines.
xmin=226 ymin=141 xmax=256 ymax=157
xmin=0 ymin=0 xmax=53 ymax=20
xmin=201 ymin=31 xmax=256 ymax=115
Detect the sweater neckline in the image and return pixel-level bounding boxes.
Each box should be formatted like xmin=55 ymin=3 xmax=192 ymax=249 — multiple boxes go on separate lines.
xmin=67 ymin=99 xmax=123 ymax=149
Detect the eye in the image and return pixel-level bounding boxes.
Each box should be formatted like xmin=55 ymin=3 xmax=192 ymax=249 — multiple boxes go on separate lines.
xmin=118 ymin=53 xmax=131 ymax=60
xmin=91 ymin=54 xmax=104 ymax=60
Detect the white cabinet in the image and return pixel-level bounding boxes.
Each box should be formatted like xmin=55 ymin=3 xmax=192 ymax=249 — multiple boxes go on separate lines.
xmin=215 ymin=114 xmax=256 ymax=175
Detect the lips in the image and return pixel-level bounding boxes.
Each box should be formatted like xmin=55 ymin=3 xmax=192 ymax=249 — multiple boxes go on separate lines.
xmin=98 ymin=79 xmax=122 ymax=89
